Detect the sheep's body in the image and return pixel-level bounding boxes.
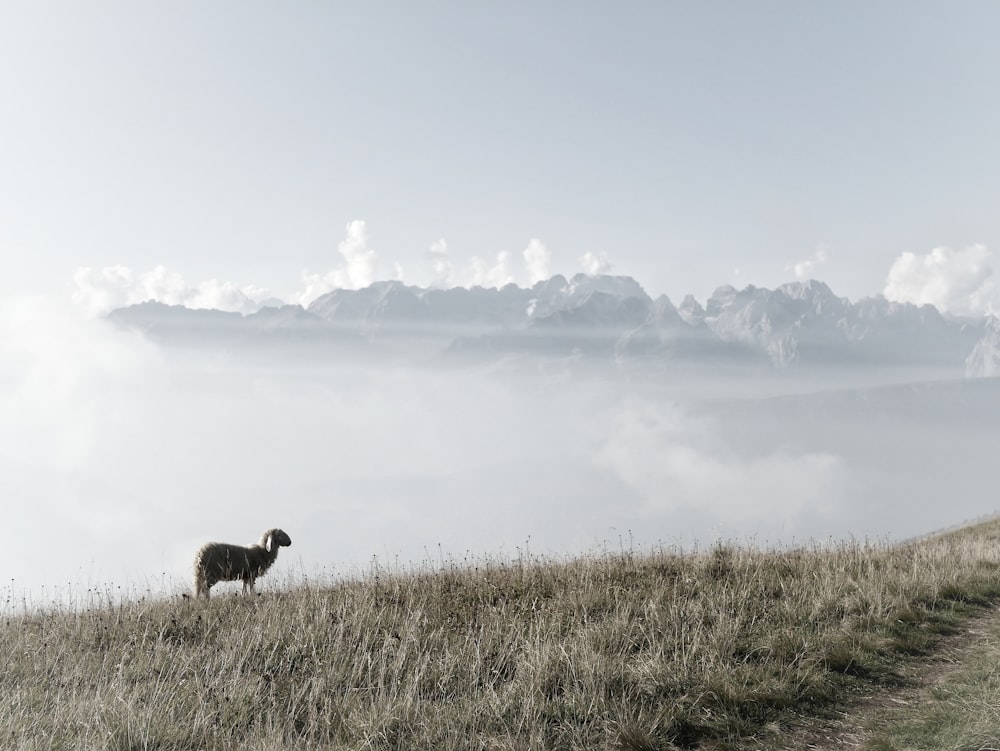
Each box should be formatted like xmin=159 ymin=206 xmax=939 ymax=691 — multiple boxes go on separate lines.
xmin=193 ymin=528 xmax=292 ymax=598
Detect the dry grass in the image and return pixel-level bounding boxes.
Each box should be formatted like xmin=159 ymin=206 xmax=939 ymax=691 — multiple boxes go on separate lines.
xmin=4 ymin=520 xmax=1000 ymax=750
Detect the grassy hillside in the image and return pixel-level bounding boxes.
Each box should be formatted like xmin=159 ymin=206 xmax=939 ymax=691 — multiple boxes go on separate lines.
xmin=4 ymin=520 xmax=1000 ymax=751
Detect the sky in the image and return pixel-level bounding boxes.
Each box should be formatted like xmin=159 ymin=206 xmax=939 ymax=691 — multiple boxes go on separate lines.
xmin=3 ymin=2 xmax=1000 ymax=314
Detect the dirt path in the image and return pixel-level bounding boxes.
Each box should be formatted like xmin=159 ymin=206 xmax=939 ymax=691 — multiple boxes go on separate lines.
xmin=774 ymin=604 xmax=1000 ymax=750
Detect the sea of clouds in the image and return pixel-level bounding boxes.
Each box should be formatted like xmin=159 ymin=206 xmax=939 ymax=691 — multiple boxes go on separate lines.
xmin=3 ymin=292 xmax=999 ymax=606
xmin=4 ymin=230 xmax=1000 ymax=605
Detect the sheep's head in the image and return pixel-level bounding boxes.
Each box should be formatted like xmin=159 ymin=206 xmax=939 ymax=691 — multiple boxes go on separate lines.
xmin=263 ymin=528 xmax=292 ymax=553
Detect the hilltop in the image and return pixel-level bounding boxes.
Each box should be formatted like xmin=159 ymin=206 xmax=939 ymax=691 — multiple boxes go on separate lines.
xmin=4 ymin=518 xmax=1000 ymax=750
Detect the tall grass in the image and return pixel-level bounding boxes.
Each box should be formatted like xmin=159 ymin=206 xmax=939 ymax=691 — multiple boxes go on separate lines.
xmin=4 ymin=520 xmax=1000 ymax=750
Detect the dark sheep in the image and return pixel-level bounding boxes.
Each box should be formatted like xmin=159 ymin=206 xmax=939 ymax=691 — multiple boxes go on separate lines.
xmin=192 ymin=528 xmax=292 ymax=598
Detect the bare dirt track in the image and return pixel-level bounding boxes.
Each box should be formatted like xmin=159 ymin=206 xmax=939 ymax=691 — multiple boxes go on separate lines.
xmin=776 ymin=605 xmax=1000 ymax=751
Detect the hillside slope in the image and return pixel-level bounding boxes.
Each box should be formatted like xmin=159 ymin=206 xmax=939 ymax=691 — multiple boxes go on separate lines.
xmin=4 ymin=519 xmax=1000 ymax=750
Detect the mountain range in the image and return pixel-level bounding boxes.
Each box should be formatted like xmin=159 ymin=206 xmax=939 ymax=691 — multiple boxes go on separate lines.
xmin=107 ymin=275 xmax=1000 ymax=376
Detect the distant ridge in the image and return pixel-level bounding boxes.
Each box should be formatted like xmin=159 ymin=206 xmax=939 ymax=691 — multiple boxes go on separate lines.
xmin=107 ymin=275 xmax=998 ymax=374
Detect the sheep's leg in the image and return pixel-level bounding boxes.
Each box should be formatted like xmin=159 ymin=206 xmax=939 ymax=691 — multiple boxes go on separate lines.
xmin=194 ymin=577 xmax=209 ymax=599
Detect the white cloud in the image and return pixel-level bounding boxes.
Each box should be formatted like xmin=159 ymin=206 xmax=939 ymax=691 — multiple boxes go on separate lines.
xmin=137 ymin=265 xmax=190 ymax=305
xmin=71 ymin=265 xmax=135 ymax=315
xmin=788 ymin=246 xmax=829 ymax=280
xmin=429 ymin=238 xmax=545 ymax=289
xmin=595 ymin=400 xmax=843 ymax=528
xmin=427 ymin=238 xmax=453 ymax=286
xmin=580 ymin=251 xmax=612 ymax=276
xmin=72 ymin=265 xmax=270 ymax=316
xmin=298 ymin=220 xmax=379 ymax=306
xmin=523 ymin=238 xmax=551 ymax=285
xmin=0 ymin=295 xmax=162 ymax=470
xmin=883 ymin=244 xmax=996 ymax=317
xmin=337 ymin=219 xmax=378 ymax=288
xmin=190 ymin=279 xmax=272 ymax=313
xmin=467 ymin=251 xmax=514 ymax=288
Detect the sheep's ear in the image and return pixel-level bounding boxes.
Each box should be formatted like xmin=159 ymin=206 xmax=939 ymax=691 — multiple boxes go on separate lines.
xmin=265 ymin=534 xmax=273 ymax=553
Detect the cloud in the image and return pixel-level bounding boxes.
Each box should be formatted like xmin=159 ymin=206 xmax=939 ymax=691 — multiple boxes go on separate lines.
xmin=74 ymin=218 xmax=383 ymax=315
xmin=191 ymin=279 xmax=273 ymax=312
xmin=336 ymin=219 xmax=378 ymax=287
xmin=0 ymin=295 xmax=162 ymax=470
xmin=467 ymin=250 xmax=515 ymax=288
xmin=427 ymin=238 xmax=453 ymax=286
xmin=428 ymin=238 xmax=550 ymax=289
xmin=883 ymin=244 xmax=996 ymax=317
xmin=5 ymin=297 xmax=999 ymax=598
xmin=72 ymin=265 xmax=270 ymax=316
xmin=135 ymin=264 xmax=190 ymax=305
xmin=523 ymin=238 xmax=551 ymax=285
xmin=580 ymin=251 xmax=612 ymax=275
xmin=298 ymin=220 xmax=379 ymax=306
xmin=788 ymin=246 xmax=829 ymax=280
xmin=296 ymin=225 xmax=553 ymax=296
xmin=71 ymin=265 xmax=136 ymax=315
xmin=595 ymin=399 xmax=843 ymax=531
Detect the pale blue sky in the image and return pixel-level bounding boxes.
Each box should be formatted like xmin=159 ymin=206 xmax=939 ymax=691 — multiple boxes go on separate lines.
xmin=3 ymin=1 xmax=1000 ymax=308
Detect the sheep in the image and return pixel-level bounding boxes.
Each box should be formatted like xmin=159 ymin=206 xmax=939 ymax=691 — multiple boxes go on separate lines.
xmin=192 ymin=528 xmax=292 ymax=598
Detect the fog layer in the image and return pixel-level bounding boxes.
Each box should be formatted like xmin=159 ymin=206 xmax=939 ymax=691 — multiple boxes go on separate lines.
xmin=3 ymin=298 xmax=997 ymax=602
